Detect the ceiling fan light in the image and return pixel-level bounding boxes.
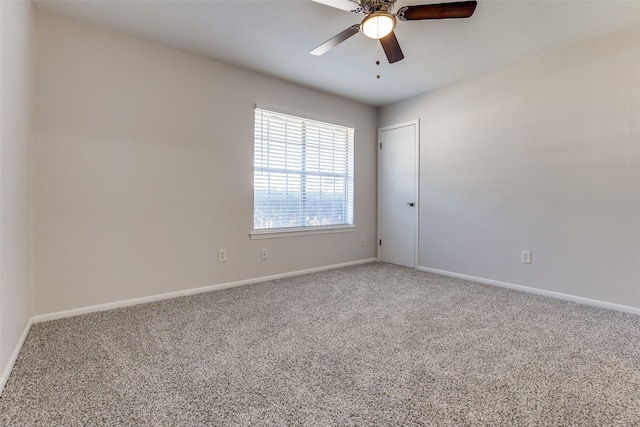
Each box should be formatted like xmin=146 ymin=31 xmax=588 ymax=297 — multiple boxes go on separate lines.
xmin=361 ymin=13 xmax=396 ymax=39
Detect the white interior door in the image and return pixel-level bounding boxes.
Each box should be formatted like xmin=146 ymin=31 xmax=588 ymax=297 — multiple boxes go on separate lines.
xmin=378 ymin=120 xmax=419 ymax=268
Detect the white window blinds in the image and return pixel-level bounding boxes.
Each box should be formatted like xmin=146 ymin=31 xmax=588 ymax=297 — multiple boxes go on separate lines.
xmin=253 ymin=108 xmax=354 ymax=231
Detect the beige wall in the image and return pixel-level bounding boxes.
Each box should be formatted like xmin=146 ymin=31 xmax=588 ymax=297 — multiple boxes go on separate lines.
xmin=32 ymin=10 xmax=378 ymax=315
xmin=0 ymin=0 xmax=33 ymax=382
xmin=379 ymin=25 xmax=640 ymax=308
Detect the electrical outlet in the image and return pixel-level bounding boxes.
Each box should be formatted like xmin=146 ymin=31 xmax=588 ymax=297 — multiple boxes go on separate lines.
xmin=521 ymin=250 xmax=531 ymax=264
xmin=261 ymin=249 xmax=268 ymax=261
xmin=218 ymin=249 xmax=227 ymax=262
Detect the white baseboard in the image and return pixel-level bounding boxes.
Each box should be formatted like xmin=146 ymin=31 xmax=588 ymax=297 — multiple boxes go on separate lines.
xmin=0 ymin=317 xmax=33 ymax=394
xmin=33 ymin=258 xmax=378 ymax=324
xmin=417 ymin=266 xmax=640 ymax=316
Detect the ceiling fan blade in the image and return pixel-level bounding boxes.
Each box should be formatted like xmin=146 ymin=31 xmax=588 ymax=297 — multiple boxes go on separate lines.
xmin=311 ymin=0 xmax=359 ymax=12
xmin=310 ymin=25 xmax=360 ymax=56
xmin=397 ymin=1 xmax=477 ymax=21
xmin=379 ymin=31 xmax=404 ymax=64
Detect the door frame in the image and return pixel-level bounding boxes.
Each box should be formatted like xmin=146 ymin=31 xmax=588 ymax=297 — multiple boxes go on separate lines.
xmin=377 ymin=119 xmax=420 ymax=268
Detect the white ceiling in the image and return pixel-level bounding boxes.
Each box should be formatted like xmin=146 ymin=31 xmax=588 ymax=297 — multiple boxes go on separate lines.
xmin=34 ymin=0 xmax=640 ymax=107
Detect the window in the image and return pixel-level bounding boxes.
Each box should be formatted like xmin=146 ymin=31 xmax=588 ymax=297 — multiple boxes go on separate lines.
xmin=253 ymin=107 xmax=354 ymax=234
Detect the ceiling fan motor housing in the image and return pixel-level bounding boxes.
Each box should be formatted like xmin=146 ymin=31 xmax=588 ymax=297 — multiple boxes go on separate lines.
xmin=358 ymin=0 xmax=397 ymax=14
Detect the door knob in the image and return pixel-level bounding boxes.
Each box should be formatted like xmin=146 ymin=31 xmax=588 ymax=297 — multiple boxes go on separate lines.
xmin=407 ymin=202 xmax=414 ymax=207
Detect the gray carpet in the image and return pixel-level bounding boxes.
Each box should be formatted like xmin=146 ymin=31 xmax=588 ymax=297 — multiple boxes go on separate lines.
xmin=1 ymin=263 xmax=640 ymax=426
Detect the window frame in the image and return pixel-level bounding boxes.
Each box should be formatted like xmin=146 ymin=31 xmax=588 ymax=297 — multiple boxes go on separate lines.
xmin=250 ymin=105 xmax=356 ymax=239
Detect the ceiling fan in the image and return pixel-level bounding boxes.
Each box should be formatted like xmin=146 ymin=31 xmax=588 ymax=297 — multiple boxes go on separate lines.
xmin=310 ymin=0 xmax=477 ymax=64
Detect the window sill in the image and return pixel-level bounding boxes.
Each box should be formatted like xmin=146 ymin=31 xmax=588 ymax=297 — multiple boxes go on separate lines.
xmin=250 ymin=225 xmax=356 ymax=240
